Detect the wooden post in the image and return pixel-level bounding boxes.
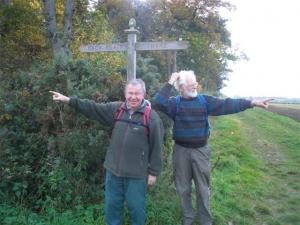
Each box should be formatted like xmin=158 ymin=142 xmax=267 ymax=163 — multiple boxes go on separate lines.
xmin=124 ymin=18 xmax=139 ymax=81
xmin=172 ymin=50 xmax=177 ymax=73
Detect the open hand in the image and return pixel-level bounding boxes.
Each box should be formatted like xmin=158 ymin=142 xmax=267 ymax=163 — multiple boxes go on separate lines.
xmin=252 ymin=98 xmax=273 ymax=109
xmin=168 ymin=72 xmax=180 ymax=85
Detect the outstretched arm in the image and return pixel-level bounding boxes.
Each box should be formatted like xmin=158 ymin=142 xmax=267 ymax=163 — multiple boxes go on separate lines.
xmin=49 ymin=91 xmax=118 ymax=126
xmin=205 ymin=96 xmax=274 ymax=116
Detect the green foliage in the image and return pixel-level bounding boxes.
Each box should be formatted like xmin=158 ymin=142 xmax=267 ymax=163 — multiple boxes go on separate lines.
xmin=144 ymin=148 xmax=181 ymax=225
xmin=137 ymin=57 xmax=162 ymax=98
xmin=0 ymin=0 xmax=48 ymax=71
xmin=97 ymin=0 xmax=135 ymax=40
xmin=0 ymin=203 xmax=105 ymax=225
xmin=72 ymin=6 xmax=126 ymax=70
xmin=99 ymin=0 xmax=237 ymax=92
xmin=177 ymin=32 xmax=227 ymax=92
xmin=0 ymin=58 xmax=123 ymax=210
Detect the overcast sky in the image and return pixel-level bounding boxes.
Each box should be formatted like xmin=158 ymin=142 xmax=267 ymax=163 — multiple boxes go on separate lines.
xmin=220 ymin=0 xmax=300 ymax=98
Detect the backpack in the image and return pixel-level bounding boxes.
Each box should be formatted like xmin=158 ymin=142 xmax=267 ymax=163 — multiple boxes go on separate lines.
xmin=114 ymin=102 xmax=151 ymax=135
xmin=175 ymin=95 xmax=208 ymax=116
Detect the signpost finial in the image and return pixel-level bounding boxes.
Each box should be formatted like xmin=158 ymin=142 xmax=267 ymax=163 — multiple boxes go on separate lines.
xmin=129 ymin=18 xmax=136 ymax=29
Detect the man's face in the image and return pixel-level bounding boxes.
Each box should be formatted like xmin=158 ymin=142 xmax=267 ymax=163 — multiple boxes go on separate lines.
xmin=180 ymin=77 xmax=198 ymax=98
xmin=125 ymin=84 xmax=145 ymax=110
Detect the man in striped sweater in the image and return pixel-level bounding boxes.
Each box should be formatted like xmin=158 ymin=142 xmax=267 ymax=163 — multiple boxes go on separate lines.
xmin=154 ymin=71 xmax=272 ymax=225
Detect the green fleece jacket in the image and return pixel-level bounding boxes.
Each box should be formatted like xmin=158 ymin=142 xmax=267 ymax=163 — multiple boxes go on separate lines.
xmin=69 ymin=97 xmax=164 ymax=179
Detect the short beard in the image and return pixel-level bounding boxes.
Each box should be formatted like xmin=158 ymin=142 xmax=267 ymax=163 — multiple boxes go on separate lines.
xmin=185 ymin=91 xmax=197 ymax=98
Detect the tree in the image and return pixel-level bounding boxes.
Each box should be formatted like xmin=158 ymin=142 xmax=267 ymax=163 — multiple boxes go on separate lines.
xmin=98 ymin=0 xmax=135 ymax=40
xmin=98 ymin=0 xmax=236 ymax=92
xmin=42 ymin=0 xmax=73 ymax=59
xmin=150 ymin=0 xmax=235 ymax=92
xmin=0 ymin=0 xmax=48 ymax=71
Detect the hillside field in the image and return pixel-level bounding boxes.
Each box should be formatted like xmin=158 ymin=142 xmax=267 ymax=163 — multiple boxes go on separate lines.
xmin=267 ymin=103 xmax=300 ymax=122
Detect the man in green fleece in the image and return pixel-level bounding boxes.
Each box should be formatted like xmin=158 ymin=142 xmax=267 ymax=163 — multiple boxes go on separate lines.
xmin=50 ymin=79 xmax=164 ymax=225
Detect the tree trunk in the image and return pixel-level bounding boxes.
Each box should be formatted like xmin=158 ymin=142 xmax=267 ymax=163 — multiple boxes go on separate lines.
xmin=43 ymin=0 xmax=61 ymax=55
xmin=63 ymin=0 xmax=73 ymax=58
xmin=43 ymin=0 xmax=73 ymax=59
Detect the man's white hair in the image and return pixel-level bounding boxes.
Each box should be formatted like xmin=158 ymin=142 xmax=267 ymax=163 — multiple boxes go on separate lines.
xmin=174 ymin=70 xmax=196 ymax=91
xmin=125 ymin=79 xmax=146 ymax=93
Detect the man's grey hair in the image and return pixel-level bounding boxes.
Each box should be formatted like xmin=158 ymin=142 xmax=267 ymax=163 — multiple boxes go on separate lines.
xmin=174 ymin=70 xmax=196 ymax=91
xmin=125 ymin=79 xmax=146 ymax=93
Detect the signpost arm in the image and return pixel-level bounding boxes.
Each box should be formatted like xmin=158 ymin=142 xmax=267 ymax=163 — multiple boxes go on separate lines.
xmin=79 ymin=18 xmax=188 ymax=82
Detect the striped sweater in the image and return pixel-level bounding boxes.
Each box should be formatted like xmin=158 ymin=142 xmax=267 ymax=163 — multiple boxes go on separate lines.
xmin=155 ymin=83 xmax=253 ymax=148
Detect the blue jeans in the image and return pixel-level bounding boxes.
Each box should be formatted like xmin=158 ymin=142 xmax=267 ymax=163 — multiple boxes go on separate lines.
xmin=105 ymin=171 xmax=147 ymax=225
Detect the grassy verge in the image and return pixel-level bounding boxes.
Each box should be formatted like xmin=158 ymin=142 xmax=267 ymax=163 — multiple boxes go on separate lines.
xmin=209 ymin=115 xmax=267 ymax=225
xmin=236 ymin=109 xmax=300 ymax=225
xmin=209 ymin=108 xmax=299 ymax=225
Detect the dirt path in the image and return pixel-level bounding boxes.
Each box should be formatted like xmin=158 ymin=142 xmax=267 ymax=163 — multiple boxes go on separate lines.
xmin=232 ymin=113 xmax=300 ymax=225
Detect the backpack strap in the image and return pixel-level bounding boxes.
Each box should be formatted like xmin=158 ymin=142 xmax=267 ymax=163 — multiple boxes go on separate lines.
xmin=175 ymin=95 xmax=181 ymax=114
xmin=143 ymin=105 xmax=151 ymax=135
xmin=114 ymin=102 xmax=151 ymax=136
xmin=198 ymin=95 xmax=210 ymax=131
xmin=198 ymin=95 xmax=207 ymax=116
xmin=114 ymin=102 xmax=126 ymax=124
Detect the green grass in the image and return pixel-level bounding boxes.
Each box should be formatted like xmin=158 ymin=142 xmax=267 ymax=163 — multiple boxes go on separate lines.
xmin=209 ymin=115 xmax=267 ymax=225
xmin=235 ymin=109 xmax=300 ymax=225
xmin=1 ymin=108 xmax=299 ymax=225
xmin=0 ymin=203 xmax=105 ymax=225
xmin=210 ymin=108 xmax=299 ymax=225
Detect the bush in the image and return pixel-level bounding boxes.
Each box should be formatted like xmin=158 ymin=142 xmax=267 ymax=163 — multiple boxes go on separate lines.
xmin=0 ymin=58 xmax=124 ymax=210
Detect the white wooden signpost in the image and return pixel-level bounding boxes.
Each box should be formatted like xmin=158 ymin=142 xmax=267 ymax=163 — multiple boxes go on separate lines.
xmin=80 ymin=18 xmax=188 ymax=81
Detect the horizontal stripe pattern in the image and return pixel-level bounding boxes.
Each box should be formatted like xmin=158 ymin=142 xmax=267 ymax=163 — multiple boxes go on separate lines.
xmin=154 ymin=83 xmax=252 ymax=148
xmin=173 ymin=128 xmax=210 ymax=137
